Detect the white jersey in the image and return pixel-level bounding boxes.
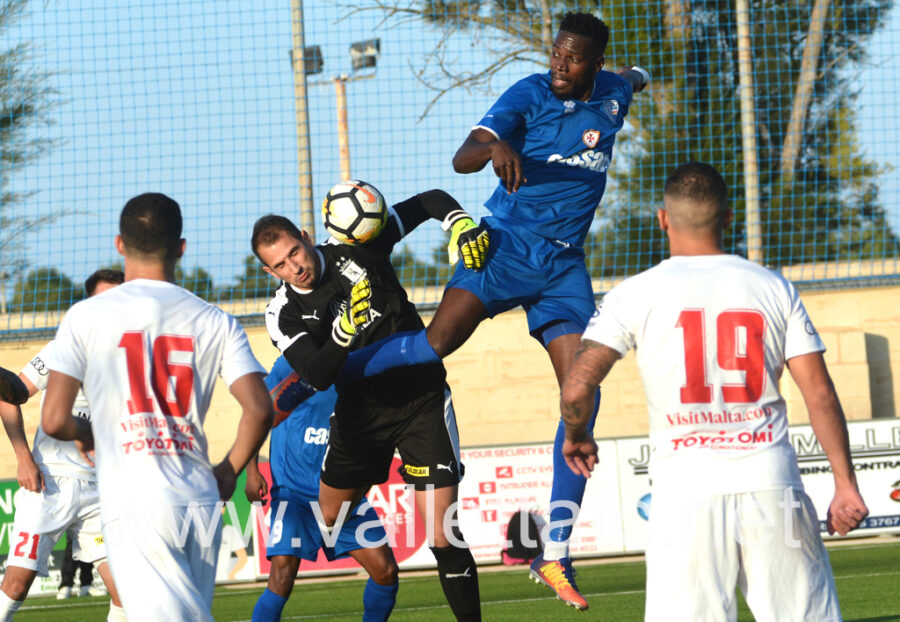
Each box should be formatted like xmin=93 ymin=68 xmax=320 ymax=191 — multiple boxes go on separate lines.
xmin=584 ymin=254 xmax=825 ymax=493
xmin=21 ymin=341 xmax=95 ymax=481
xmin=50 ymin=279 xmax=265 ymax=520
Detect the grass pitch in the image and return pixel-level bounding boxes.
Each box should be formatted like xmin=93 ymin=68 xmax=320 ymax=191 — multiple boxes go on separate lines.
xmin=15 ymin=539 xmax=900 ymax=621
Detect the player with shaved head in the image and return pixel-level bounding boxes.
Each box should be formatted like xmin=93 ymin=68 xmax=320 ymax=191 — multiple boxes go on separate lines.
xmin=41 ymin=193 xmax=273 ymax=621
xmin=561 ymin=162 xmax=868 ymax=621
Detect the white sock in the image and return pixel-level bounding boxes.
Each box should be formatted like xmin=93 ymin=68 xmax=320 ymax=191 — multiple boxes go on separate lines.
xmin=0 ymin=590 xmax=23 ymax=622
xmin=107 ymin=603 xmax=128 ymax=622
xmin=542 ymin=540 xmax=569 ymax=561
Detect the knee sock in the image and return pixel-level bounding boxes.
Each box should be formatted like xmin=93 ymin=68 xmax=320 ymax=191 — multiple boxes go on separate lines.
xmin=340 ymin=330 xmax=439 ymax=381
xmin=362 ymin=578 xmax=398 ymax=622
xmin=431 ymin=545 xmax=481 ymax=621
xmin=0 ymin=591 xmax=22 ymax=622
xmin=252 ymin=588 xmax=288 ymax=622
xmin=545 ymin=388 xmax=600 ymax=560
xmin=107 ymin=604 xmax=128 ymax=622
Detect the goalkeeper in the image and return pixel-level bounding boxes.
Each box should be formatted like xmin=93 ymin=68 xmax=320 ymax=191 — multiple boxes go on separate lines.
xmin=251 ymin=188 xmax=485 ymax=621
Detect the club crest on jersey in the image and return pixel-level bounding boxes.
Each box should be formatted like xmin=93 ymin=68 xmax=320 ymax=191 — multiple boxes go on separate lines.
xmin=582 ymin=129 xmax=600 ymax=148
xmin=337 ymin=258 xmax=367 ymax=284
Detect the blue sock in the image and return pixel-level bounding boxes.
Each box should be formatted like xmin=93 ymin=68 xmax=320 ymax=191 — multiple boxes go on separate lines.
xmin=340 ymin=329 xmax=439 ymax=381
xmin=548 ymin=388 xmax=600 ymax=545
xmin=362 ymin=578 xmax=398 ymax=622
xmin=252 ymin=588 xmax=288 ymax=622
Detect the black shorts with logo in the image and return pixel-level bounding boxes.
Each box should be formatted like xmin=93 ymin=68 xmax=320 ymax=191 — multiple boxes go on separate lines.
xmin=321 ymin=366 xmax=462 ymax=491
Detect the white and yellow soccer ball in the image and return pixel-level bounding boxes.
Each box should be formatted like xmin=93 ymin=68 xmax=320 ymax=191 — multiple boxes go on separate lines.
xmin=322 ymin=180 xmax=387 ymax=244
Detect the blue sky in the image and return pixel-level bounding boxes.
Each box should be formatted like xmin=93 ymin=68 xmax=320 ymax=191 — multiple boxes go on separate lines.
xmin=4 ymin=0 xmax=900 ymax=290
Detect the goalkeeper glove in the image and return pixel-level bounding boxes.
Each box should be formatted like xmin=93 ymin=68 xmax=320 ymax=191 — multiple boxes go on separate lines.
xmin=331 ymin=277 xmax=372 ymax=348
xmin=443 ymin=210 xmax=490 ymax=270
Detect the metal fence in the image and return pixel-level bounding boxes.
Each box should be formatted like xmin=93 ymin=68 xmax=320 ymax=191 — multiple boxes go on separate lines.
xmin=2 ymin=0 xmax=899 ymax=334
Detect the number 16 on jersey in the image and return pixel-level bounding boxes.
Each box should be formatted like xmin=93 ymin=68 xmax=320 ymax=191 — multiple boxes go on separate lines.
xmin=119 ymin=331 xmax=196 ymax=417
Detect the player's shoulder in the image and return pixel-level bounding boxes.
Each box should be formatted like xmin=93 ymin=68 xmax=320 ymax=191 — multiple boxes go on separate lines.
xmin=593 ymin=70 xmax=632 ymax=102
xmin=501 ymin=72 xmax=550 ymax=102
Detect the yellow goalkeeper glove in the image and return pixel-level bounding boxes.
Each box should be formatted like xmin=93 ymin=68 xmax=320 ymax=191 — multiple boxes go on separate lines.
xmin=332 ymin=278 xmax=372 ymax=347
xmin=443 ymin=211 xmax=490 ymax=270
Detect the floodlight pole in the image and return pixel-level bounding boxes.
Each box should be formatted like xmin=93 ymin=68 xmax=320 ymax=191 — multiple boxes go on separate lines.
xmin=334 ymin=75 xmax=351 ymax=181
xmin=735 ymin=0 xmax=763 ymax=264
xmin=330 ymin=71 xmax=377 ymax=182
xmin=289 ymin=0 xmax=315 ymax=233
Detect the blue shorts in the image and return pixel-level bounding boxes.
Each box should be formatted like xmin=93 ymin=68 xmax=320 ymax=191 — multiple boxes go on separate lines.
xmin=446 ymin=217 xmax=595 ymax=338
xmin=265 ymin=494 xmax=387 ymax=562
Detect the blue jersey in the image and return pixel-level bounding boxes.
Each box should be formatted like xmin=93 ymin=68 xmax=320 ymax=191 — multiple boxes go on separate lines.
xmin=264 ymin=357 xmax=337 ymax=500
xmin=474 ymin=70 xmax=633 ymax=246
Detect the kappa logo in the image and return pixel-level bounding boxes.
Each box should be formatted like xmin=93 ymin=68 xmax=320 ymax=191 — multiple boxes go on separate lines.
xmin=582 ymin=129 xmax=600 ymax=148
xmin=404 ymin=465 xmax=430 ymax=477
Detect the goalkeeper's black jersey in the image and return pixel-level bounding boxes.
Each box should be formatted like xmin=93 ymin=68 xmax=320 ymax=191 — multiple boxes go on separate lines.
xmin=265 ymin=191 xmax=453 ymax=406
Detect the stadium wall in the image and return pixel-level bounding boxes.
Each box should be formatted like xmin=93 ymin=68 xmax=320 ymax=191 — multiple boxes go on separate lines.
xmin=0 ymin=284 xmax=898 ymax=477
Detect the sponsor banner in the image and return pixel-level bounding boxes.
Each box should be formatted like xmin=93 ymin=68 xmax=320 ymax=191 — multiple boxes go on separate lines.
xmin=616 ymin=419 xmax=900 ymax=552
xmin=791 ymin=419 xmax=900 ymax=536
xmin=614 ymin=438 xmax=653 ymax=553
xmin=252 ymin=456 xmax=431 ymax=576
xmin=457 ymin=440 xmax=624 ymax=563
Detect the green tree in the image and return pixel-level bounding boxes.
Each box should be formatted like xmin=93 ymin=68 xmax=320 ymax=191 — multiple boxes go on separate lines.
xmin=221 ymin=255 xmax=275 ymax=301
xmin=10 ymin=267 xmax=81 ymax=312
xmin=176 ymin=265 xmax=214 ymax=301
xmin=391 ymin=245 xmax=454 ymax=292
xmin=0 ymin=0 xmax=62 ymax=291
xmin=357 ymin=0 xmax=898 ymax=273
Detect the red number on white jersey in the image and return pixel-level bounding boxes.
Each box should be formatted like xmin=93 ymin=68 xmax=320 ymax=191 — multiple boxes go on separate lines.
xmin=13 ymin=532 xmax=39 ymax=560
xmin=118 ymin=332 xmax=195 ymax=417
xmin=677 ymin=309 xmax=766 ymax=404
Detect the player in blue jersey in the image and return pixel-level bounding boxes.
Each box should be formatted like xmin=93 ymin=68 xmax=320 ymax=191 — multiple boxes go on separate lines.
xmin=247 ymin=356 xmax=398 ymax=622
xmin=337 ymin=12 xmax=648 ymax=610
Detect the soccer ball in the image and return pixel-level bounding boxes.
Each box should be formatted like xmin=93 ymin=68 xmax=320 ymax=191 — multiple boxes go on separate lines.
xmin=322 ymin=180 xmax=387 ymax=244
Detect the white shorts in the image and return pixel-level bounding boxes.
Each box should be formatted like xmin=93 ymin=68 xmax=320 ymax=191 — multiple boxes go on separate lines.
xmin=104 ymin=503 xmax=222 ymax=622
xmin=645 ymin=487 xmax=840 ymax=622
xmin=7 ymin=475 xmax=105 ymax=576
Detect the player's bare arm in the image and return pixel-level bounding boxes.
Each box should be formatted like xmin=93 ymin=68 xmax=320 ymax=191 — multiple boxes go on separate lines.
xmin=559 ymin=340 xmax=620 ymax=477
xmin=0 ymin=365 xmax=29 ymax=405
xmin=561 ymin=340 xmax=619 ymax=432
xmin=0 ymin=375 xmax=44 ymax=492
xmin=786 ymin=351 xmax=869 ymax=535
xmin=452 ymin=128 xmax=525 ymax=194
xmin=215 ymin=372 xmax=274 ymax=501
xmin=243 ymin=453 xmax=268 ymax=505
xmin=40 ymin=371 xmax=92 ymax=444
xmin=616 ymin=66 xmax=650 ymax=93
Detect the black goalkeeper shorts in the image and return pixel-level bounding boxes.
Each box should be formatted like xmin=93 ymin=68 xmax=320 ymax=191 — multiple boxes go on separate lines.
xmin=320 ymin=384 xmax=463 ymax=491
